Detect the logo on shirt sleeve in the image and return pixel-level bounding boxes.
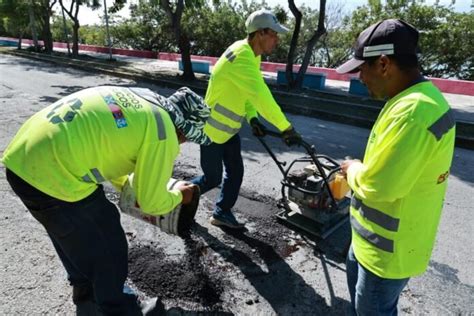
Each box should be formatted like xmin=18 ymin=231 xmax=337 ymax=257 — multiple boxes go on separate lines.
xmin=437 ymin=171 xmax=449 ymax=184
xmin=100 ymin=92 xmax=128 ymax=128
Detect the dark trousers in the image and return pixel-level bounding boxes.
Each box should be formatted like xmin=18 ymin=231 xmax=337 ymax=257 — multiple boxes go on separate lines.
xmin=346 ymin=246 xmax=409 ymax=316
xmin=191 ymin=134 xmax=244 ymax=216
xmin=6 ymin=169 xmax=141 ymax=315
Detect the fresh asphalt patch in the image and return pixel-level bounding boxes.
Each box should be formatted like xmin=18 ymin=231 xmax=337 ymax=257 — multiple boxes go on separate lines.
xmin=103 ymin=162 xmax=351 ymax=314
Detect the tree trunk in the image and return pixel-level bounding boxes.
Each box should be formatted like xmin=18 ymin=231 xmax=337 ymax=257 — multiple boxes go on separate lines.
xmin=28 ymin=0 xmax=40 ymax=52
xmin=59 ymin=0 xmax=80 ymax=57
xmin=17 ymin=32 xmax=24 ymax=50
xmin=294 ymin=0 xmax=327 ymax=88
xmin=286 ymin=0 xmax=302 ymax=88
xmin=72 ymin=21 xmax=79 ymax=57
xmin=285 ymin=0 xmax=327 ymax=90
xmin=179 ymin=33 xmax=195 ymax=81
xmin=44 ymin=27 xmax=53 ymax=53
xmin=40 ymin=16 xmax=54 ymax=53
xmin=160 ymin=0 xmax=195 ymax=81
xmin=61 ymin=5 xmax=71 ymax=55
xmin=39 ymin=0 xmax=56 ymax=54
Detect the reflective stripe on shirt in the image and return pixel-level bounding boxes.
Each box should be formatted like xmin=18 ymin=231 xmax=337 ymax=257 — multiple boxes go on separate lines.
xmin=225 ymin=50 xmax=236 ymax=62
xmin=82 ymin=168 xmax=105 ymax=183
xmin=351 ymin=215 xmax=394 ymax=253
xmin=151 ymin=106 xmax=167 ymax=140
xmin=351 ymin=196 xmax=400 ymax=232
xmin=91 ymin=168 xmax=105 ymax=182
xmin=214 ymin=104 xmax=244 ymax=123
xmin=207 ymin=117 xmax=240 ymax=135
xmin=82 ymin=174 xmax=93 ymax=183
xmin=428 ymin=108 xmax=455 ymax=141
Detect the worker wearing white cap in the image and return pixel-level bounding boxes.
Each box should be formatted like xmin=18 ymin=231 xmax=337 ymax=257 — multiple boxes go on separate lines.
xmin=2 ymin=86 xmax=211 ymax=315
xmin=192 ymin=9 xmax=301 ymax=229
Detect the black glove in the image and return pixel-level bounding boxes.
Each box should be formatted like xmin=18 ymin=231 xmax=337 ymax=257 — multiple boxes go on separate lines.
xmin=250 ymin=118 xmax=267 ymax=137
xmin=282 ymin=127 xmax=302 ymax=146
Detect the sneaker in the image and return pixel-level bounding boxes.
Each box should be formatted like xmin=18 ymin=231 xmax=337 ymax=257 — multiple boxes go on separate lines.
xmin=210 ymin=212 xmax=245 ymax=229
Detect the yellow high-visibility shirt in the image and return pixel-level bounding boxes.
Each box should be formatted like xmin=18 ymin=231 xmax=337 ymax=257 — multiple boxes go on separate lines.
xmin=1 ymin=86 xmax=182 ymax=216
xmin=204 ymin=39 xmax=291 ymax=144
xmin=347 ymin=81 xmax=455 ymax=279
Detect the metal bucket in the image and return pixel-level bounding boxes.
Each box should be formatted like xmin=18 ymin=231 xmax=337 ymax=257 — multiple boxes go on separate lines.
xmin=119 ymin=175 xmax=200 ymax=236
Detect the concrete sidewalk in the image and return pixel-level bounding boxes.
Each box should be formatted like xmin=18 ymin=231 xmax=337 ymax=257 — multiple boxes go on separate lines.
xmin=2 ymin=46 xmax=473 ymax=148
xmin=74 ymin=48 xmax=474 ymax=122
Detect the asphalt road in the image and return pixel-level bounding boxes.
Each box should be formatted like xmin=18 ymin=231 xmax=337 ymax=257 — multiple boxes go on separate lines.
xmin=0 ymin=54 xmax=473 ymax=315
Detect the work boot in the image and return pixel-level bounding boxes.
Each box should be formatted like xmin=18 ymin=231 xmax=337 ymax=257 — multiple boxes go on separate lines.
xmin=210 ymin=212 xmax=245 ymax=229
xmin=140 ymin=297 xmax=166 ymax=315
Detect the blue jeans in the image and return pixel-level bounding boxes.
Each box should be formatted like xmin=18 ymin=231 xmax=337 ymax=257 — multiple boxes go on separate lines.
xmin=191 ymin=134 xmax=244 ymax=216
xmin=346 ymin=246 xmax=409 ymax=316
xmin=6 ymin=169 xmax=142 ymax=315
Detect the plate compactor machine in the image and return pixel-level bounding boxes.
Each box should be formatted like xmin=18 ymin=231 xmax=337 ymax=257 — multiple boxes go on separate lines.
xmin=257 ymin=131 xmax=351 ymax=239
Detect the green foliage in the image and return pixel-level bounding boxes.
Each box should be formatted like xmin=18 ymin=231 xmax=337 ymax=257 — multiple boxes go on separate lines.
xmin=0 ymin=0 xmax=31 ymax=38
xmin=111 ymin=2 xmax=175 ymax=51
xmin=419 ymin=10 xmax=473 ymax=80
xmin=79 ymin=24 xmax=107 ymax=44
xmin=341 ymin=0 xmax=474 ymax=79
xmin=185 ymin=1 xmax=247 ymax=57
xmin=108 ymin=0 xmax=127 ymax=13
xmin=50 ymin=14 xmax=74 ymax=42
xmin=67 ymin=0 xmax=472 ymax=79
xmin=271 ymin=5 xmax=317 ymax=63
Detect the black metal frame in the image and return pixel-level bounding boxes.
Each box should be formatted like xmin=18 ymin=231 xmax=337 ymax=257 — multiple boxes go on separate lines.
xmin=256 ymin=130 xmax=342 ymax=210
xmin=256 ymin=130 xmax=350 ymax=239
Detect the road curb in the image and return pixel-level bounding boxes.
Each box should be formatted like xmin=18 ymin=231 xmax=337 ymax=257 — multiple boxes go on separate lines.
xmin=4 ymin=49 xmax=472 ymax=150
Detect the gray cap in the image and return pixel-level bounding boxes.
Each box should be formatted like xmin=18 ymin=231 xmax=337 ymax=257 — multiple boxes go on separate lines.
xmin=245 ymin=9 xmax=289 ymax=34
xmin=336 ymin=19 xmax=419 ymax=74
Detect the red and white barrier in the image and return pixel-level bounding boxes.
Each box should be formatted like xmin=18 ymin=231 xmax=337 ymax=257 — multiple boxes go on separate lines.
xmin=3 ymin=37 xmax=472 ymax=96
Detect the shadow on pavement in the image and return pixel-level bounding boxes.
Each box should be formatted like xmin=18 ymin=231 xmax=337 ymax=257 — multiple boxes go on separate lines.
xmin=193 ymin=223 xmax=350 ymax=315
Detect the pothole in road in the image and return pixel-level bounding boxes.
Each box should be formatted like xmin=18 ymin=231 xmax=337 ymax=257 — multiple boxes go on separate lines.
xmin=110 ymin=163 xmax=349 ymax=312
xmin=128 ymin=237 xmax=225 ymax=310
xmin=126 ymin=211 xmax=308 ymax=311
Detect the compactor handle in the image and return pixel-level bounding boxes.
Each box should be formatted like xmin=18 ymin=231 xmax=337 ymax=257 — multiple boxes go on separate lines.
xmin=259 ymin=129 xmax=315 ymax=154
xmin=262 ymin=130 xmax=283 ymax=138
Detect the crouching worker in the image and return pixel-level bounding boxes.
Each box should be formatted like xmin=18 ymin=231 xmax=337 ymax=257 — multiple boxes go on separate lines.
xmin=1 ymin=86 xmax=211 ymax=315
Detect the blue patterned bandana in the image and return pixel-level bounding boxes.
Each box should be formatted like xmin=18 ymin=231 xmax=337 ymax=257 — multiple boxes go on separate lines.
xmin=166 ymin=87 xmax=211 ymax=145
xmin=129 ymin=87 xmax=211 ymax=145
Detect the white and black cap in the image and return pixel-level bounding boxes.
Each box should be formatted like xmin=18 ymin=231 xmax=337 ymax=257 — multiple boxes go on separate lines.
xmin=245 ymin=9 xmax=289 ymax=34
xmin=129 ymin=87 xmax=211 ymax=145
xmin=336 ymin=19 xmax=419 ymax=74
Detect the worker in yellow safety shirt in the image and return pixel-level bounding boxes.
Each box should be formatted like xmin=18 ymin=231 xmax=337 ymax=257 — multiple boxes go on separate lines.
xmin=337 ymin=19 xmax=455 ymax=315
xmin=191 ymin=9 xmax=302 ymax=229
xmin=1 ymin=86 xmax=211 ymax=315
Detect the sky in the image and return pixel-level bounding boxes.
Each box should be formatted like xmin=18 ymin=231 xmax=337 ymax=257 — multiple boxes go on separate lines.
xmin=60 ymin=0 xmax=472 ymax=26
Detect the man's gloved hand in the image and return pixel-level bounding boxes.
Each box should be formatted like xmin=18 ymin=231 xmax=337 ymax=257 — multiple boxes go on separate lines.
xmin=282 ymin=127 xmax=302 ymax=147
xmin=250 ymin=118 xmax=267 ymax=137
